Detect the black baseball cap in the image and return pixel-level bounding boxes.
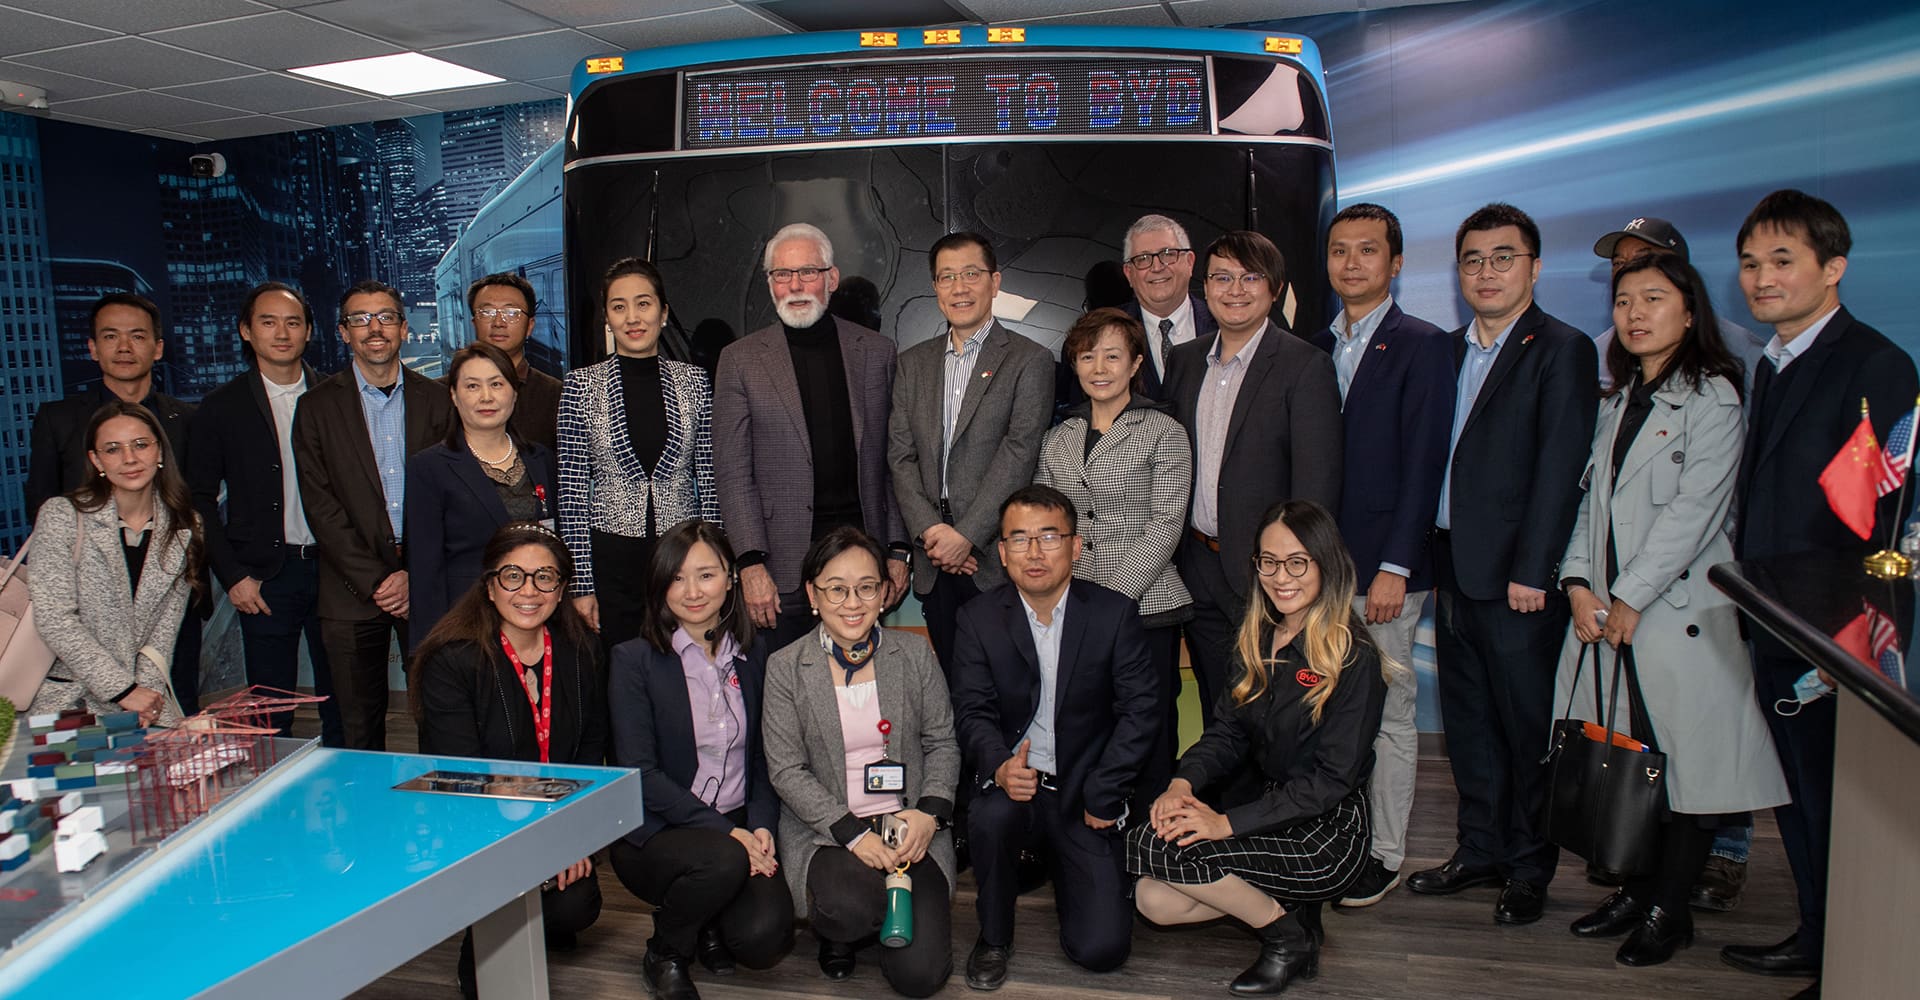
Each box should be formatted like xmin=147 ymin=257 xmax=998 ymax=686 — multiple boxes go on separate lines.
xmin=1593 ymin=216 xmax=1690 ymax=261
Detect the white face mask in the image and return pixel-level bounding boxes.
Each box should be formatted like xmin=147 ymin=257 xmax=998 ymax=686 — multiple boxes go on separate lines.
xmin=1774 ymin=669 xmax=1834 ymax=717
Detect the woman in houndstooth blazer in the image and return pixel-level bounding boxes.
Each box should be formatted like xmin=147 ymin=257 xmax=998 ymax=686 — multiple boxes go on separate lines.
xmin=558 ymin=258 xmax=719 ymax=651
xmin=1036 ymin=307 xmax=1193 ymax=815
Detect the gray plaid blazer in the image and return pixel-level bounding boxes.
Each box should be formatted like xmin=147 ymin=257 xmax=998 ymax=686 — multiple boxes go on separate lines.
xmin=713 ymin=319 xmax=904 ymax=593
xmin=1035 ymin=400 xmax=1194 ymax=619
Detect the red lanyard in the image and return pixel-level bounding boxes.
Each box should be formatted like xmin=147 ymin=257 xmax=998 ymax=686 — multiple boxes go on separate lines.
xmin=500 ymin=628 xmax=553 ymax=763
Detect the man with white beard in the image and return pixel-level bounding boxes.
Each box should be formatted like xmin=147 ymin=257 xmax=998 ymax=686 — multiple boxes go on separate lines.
xmin=714 ymin=223 xmax=910 ymax=649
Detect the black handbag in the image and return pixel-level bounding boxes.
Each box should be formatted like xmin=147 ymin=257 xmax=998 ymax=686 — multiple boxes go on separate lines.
xmin=1541 ymin=642 xmax=1670 ymax=877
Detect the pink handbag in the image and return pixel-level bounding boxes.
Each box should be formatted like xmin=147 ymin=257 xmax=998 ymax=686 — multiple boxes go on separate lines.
xmin=0 ymin=514 xmax=85 ymax=709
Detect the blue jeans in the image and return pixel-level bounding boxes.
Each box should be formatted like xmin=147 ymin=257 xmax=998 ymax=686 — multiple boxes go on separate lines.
xmin=1709 ymin=821 xmax=1753 ymax=864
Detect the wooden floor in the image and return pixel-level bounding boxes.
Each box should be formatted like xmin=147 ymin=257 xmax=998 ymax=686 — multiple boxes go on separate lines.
xmin=335 ymin=708 xmax=1809 ymax=1000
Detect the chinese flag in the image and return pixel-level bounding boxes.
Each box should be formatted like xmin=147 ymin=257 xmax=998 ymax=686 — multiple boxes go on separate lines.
xmin=1820 ymin=413 xmax=1883 ymax=539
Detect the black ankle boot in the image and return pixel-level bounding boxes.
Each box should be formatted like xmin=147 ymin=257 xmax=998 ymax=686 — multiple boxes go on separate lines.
xmin=1293 ymin=901 xmax=1325 ymax=945
xmin=643 ymin=948 xmax=701 ymax=1000
xmin=1229 ymin=911 xmax=1320 ymax=996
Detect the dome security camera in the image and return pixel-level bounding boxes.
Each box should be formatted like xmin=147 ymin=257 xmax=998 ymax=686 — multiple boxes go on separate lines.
xmin=189 ymin=153 xmax=228 ymax=179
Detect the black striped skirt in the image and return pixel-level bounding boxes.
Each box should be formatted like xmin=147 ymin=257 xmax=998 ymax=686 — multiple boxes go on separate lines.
xmin=1125 ymin=790 xmax=1371 ymax=905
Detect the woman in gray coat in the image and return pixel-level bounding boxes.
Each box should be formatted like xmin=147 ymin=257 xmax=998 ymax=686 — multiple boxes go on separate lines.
xmin=1554 ymin=255 xmax=1788 ymax=966
xmin=761 ymin=526 xmax=959 ymax=998
xmin=30 ymin=401 xmax=203 ymax=728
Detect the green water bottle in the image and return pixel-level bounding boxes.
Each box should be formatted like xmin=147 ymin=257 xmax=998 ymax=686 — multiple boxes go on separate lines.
xmin=880 ymin=864 xmax=914 ymax=948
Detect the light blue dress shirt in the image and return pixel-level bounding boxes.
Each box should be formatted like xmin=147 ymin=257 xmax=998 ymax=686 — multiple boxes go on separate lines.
xmin=1018 ymin=589 xmax=1070 ymax=774
xmin=1331 ymin=296 xmax=1392 ymax=402
xmin=1436 ymin=316 xmax=1519 ymax=531
xmin=352 ymin=364 xmax=408 ymax=540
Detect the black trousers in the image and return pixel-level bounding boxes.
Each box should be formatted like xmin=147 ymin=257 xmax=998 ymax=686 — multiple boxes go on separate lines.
xmin=458 ymin=874 xmax=603 ymax=997
xmin=761 ymin=588 xmax=818 ymax=657
xmin=1175 ymin=534 xmax=1243 ymax=729
xmin=807 ymin=848 xmax=953 ymax=998
xmin=1431 ymin=535 xmax=1566 ymax=886
xmin=970 ymin=785 xmax=1131 ymax=971
xmin=1130 ymin=624 xmax=1184 ymax=821
xmin=1752 ymin=650 xmax=1835 ymax=951
xmin=238 ymin=555 xmax=344 ymax=745
xmin=170 ymin=603 xmax=203 ymax=716
xmin=590 ymin=529 xmax=657 ymax=654
xmin=1624 ymin=812 xmax=1720 ymax=916
xmin=610 ymin=826 xmax=794 ymax=965
xmin=320 ymin=615 xmax=405 ymax=751
xmin=918 ymin=569 xmax=981 ymax=674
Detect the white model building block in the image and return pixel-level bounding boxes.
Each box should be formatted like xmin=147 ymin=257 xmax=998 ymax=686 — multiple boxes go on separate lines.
xmin=9 ymin=779 xmax=39 ymax=802
xmin=0 ymin=833 xmax=25 ymax=861
xmin=53 ymin=829 xmax=107 ymax=873
xmin=55 ymin=791 xmax=83 ymax=816
xmin=28 ymin=713 xmax=60 ymax=728
xmin=56 ymin=805 xmax=103 ymax=837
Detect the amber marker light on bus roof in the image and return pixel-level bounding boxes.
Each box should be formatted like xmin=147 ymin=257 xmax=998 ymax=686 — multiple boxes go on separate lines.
xmin=987 ymin=27 xmax=1027 ymax=43
xmin=860 ymin=32 xmax=899 ymax=47
xmin=1264 ymin=37 xmax=1304 ymax=54
xmin=924 ymin=29 xmax=962 ymax=45
xmin=585 ymin=57 xmax=624 ymax=74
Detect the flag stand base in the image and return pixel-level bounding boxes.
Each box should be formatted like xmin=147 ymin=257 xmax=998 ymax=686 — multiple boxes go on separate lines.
xmin=1863 ymin=549 xmax=1911 ymax=580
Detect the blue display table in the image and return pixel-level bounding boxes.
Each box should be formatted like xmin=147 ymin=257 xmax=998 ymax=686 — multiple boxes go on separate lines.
xmin=0 ymin=745 xmax=642 ymax=999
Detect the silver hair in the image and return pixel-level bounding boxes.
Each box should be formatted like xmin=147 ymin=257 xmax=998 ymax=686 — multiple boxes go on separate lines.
xmin=1122 ymin=214 xmax=1192 ymax=260
xmin=764 ymin=223 xmax=836 ymax=270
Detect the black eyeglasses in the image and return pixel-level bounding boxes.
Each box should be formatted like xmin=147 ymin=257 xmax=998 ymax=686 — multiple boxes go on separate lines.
xmin=1253 ymin=554 xmax=1315 ymax=578
xmin=1124 ymin=247 xmax=1190 ymax=270
xmin=491 ymin=564 xmax=563 ymax=593
xmin=767 ymin=266 xmax=830 ymax=284
xmin=1458 ymin=252 xmax=1535 ymax=276
xmin=1002 ymin=532 xmax=1072 ymax=553
xmin=816 ymin=581 xmax=883 ymax=605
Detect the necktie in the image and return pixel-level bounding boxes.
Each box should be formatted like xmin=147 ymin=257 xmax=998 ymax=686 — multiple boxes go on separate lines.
xmin=1158 ymin=318 xmax=1175 ymax=374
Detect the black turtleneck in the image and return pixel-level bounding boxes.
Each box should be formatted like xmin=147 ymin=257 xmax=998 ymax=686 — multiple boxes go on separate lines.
xmin=784 ymin=315 xmax=862 ymax=538
xmin=618 ymin=354 xmax=667 ymax=474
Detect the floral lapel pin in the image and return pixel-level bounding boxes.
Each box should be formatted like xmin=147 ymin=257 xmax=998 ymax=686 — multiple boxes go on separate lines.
xmin=1521 ymin=334 xmax=1535 ymax=345
xmin=980 ymin=370 xmax=994 ymax=380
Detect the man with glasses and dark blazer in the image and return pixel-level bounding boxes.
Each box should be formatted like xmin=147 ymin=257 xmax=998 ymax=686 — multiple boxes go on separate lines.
xmin=716 ymin=223 xmax=909 ymax=652
xmin=1165 ymin=230 xmax=1343 ymax=728
xmin=293 ymin=280 xmax=453 ymax=750
xmin=888 ymin=231 xmax=1055 ymax=668
xmin=948 ymin=485 xmax=1159 ymax=990
xmin=1404 ymin=203 xmax=1596 ymax=927
xmin=189 ymin=282 xmax=343 ymax=743
xmin=1119 ymin=214 xmax=1217 ymax=401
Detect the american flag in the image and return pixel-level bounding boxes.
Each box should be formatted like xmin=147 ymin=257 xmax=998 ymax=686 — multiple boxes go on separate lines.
xmin=1865 ymin=598 xmax=1905 ymax=686
xmin=1876 ymin=410 xmax=1916 ymax=496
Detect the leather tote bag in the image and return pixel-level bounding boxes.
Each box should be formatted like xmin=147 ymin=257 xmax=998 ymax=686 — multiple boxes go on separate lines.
xmin=1542 ymin=642 xmax=1670 ymax=877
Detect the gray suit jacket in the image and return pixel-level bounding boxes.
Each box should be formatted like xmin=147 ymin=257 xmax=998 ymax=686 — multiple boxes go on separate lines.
xmin=27 ymin=496 xmax=193 ymax=724
xmin=714 ymin=319 xmax=904 ymax=593
xmin=1553 ymin=374 xmax=1787 ymax=814
xmin=760 ymin=628 xmax=959 ymax=917
xmin=888 ymin=322 xmax=1055 ymax=594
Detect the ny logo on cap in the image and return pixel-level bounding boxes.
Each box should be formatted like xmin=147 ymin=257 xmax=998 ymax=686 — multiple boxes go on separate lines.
xmin=1626 ymin=218 xmax=1647 ymax=230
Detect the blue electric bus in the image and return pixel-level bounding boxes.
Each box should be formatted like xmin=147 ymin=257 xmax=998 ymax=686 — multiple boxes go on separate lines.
xmin=560 ymin=24 xmax=1335 ymax=367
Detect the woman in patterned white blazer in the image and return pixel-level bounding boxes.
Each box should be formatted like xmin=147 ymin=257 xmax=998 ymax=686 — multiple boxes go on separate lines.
xmin=29 ymin=400 xmax=203 ymax=728
xmin=1036 ymin=307 xmax=1193 ymax=815
xmin=558 ymin=257 xmax=719 ymax=651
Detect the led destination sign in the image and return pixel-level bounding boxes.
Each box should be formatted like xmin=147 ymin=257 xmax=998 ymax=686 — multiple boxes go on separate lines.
xmin=685 ymin=56 xmax=1210 ymax=149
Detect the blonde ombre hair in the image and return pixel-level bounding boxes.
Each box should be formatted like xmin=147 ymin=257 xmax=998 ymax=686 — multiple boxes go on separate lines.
xmin=1230 ymin=501 xmax=1402 ymax=722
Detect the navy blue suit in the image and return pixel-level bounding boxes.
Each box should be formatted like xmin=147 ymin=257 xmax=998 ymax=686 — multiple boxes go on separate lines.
xmin=1123 ymin=294 xmax=1218 ymax=401
xmin=1309 ymin=304 xmax=1455 ymax=591
xmin=405 ymin=440 xmax=558 ymax=650
xmin=949 ymin=578 xmax=1158 ymax=968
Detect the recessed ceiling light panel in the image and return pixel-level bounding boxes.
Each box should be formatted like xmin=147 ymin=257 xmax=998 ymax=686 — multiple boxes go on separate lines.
xmin=289 ymin=52 xmax=503 ymax=97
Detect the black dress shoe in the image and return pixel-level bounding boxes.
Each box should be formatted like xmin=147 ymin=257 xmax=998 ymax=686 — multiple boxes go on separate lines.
xmin=1721 ymin=932 xmax=1821 ymax=976
xmin=818 ymin=938 xmax=857 ymax=981
xmin=643 ymin=949 xmax=701 ymax=1000
xmin=1570 ymin=890 xmax=1644 ymax=938
xmin=1229 ymin=911 xmax=1319 ymax=996
xmin=965 ymin=939 xmax=1013 ymax=991
xmin=696 ymin=925 xmax=734 ymax=976
xmin=1405 ymin=859 xmax=1503 ymax=896
xmin=1493 ymin=880 xmax=1547 ymax=926
xmin=1616 ymin=905 xmax=1693 ymax=967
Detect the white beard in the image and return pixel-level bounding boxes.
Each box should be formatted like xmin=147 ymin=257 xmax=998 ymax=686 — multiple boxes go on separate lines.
xmin=775 ymin=296 xmax=826 ymax=328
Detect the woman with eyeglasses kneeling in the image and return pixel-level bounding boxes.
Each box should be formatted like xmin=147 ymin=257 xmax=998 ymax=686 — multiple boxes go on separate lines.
xmin=761 ymin=526 xmax=959 ymax=998
xmin=1129 ymin=500 xmax=1393 ymax=996
xmin=410 ymin=521 xmax=607 ymax=999
xmin=29 ymin=401 xmax=204 ymax=729
xmin=607 ymin=519 xmax=794 ymax=1000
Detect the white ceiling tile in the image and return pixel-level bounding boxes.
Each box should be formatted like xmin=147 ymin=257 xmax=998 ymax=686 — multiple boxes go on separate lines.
xmin=0 ymin=59 xmax=137 ymax=101
xmin=148 ymin=11 xmax=402 ymax=67
xmin=155 ymin=72 xmax=369 ymax=113
xmin=178 ymin=113 xmax=320 ymax=139
xmin=508 ymin=0 xmax=726 ymax=22
xmin=427 ymin=29 xmax=615 ymax=79
xmin=0 ymin=0 xmax=270 ymax=35
xmin=584 ymin=5 xmax=789 ymax=51
xmin=284 ymin=98 xmax=436 ymax=125
xmin=8 ymin=37 xmax=256 ymax=90
xmin=54 ymin=89 xmax=247 ymax=127
xmin=400 ymin=80 xmax=563 ymax=110
xmin=0 ymin=6 xmax=118 ymax=57
xmin=301 ymin=0 xmax=558 ymax=48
